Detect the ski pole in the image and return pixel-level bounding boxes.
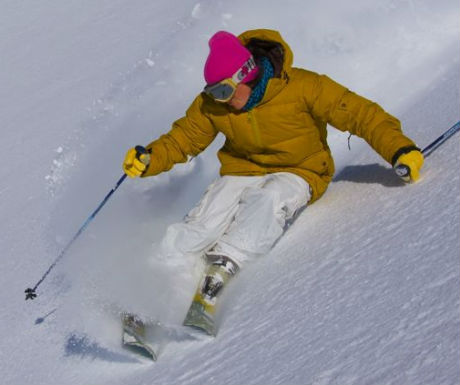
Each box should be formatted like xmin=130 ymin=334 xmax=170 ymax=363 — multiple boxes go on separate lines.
xmin=25 ymin=145 xmax=149 ymax=301
xmin=420 ymin=120 xmax=460 ymax=157
xmin=394 ymin=120 xmax=460 ymax=179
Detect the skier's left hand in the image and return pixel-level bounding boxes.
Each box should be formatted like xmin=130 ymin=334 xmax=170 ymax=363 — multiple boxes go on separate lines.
xmin=393 ymin=149 xmax=424 ymax=183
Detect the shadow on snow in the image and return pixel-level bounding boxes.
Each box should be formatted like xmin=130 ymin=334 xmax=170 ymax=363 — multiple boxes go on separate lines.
xmin=334 ymin=163 xmax=405 ymax=187
xmin=64 ymin=333 xmax=140 ymax=364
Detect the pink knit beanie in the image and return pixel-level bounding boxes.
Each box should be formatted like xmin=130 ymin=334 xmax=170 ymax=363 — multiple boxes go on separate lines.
xmin=204 ymin=31 xmax=259 ymax=85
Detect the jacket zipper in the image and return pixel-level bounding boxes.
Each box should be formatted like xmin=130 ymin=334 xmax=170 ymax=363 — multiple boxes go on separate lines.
xmin=247 ymin=111 xmax=263 ymax=148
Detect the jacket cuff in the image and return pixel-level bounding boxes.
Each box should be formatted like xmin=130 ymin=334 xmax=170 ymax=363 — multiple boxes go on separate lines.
xmin=391 ymin=145 xmax=421 ymax=166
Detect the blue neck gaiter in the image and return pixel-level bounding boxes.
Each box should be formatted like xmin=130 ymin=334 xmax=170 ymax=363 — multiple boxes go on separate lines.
xmin=242 ymin=57 xmax=274 ymax=112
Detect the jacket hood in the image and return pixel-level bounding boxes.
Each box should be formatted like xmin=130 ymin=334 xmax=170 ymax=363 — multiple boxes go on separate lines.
xmin=237 ymin=29 xmax=293 ymax=104
xmin=238 ymin=29 xmax=294 ymax=78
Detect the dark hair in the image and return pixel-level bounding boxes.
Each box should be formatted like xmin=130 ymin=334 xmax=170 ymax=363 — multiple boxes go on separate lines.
xmin=245 ymin=38 xmax=285 ymax=79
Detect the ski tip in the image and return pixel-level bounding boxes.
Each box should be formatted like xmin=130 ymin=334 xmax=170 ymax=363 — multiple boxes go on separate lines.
xmin=123 ymin=340 xmax=158 ymax=362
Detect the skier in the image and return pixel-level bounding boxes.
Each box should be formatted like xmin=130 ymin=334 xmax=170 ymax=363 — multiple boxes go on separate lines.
xmin=122 ymin=29 xmax=424 ymax=337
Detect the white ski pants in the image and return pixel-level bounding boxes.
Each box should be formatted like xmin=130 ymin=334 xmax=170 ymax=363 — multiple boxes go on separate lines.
xmin=158 ymin=172 xmax=311 ymax=267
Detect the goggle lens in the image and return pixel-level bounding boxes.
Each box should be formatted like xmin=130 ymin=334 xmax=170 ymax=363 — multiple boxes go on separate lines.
xmin=204 ymin=56 xmax=257 ymax=103
xmin=204 ymin=81 xmax=236 ymax=102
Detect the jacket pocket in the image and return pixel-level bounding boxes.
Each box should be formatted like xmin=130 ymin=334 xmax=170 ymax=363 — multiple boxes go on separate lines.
xmin=298 ymin=150 xmax=333 ymax=176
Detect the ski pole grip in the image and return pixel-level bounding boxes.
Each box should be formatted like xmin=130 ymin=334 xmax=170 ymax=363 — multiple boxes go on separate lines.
xmin=394 ymin=164 xmax=410 ymax=179
xmin=134 ymin=145 xmax=150 ymax=166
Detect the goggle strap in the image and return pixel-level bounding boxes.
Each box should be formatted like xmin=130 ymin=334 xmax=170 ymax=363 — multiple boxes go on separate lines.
xmin=231 ymin=56 xmax=257 ymax=83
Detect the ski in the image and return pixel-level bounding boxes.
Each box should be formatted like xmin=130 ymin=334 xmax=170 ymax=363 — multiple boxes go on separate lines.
xmin=121 ymin=312 xmax=213 ymax=361
xmin=183 ymin=300 xmax=217 ymax=336
xmin=183 ymin=255 xmax=238 ymax=336
xmin=121 ymin=313 xmax=160 ymax=361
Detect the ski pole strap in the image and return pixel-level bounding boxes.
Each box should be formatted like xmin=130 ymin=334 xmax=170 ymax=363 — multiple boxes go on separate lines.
xmin=134 ymin=145 xmax=149 ymax=161
xmin=135 ymin=145 xmax=151 ymax=176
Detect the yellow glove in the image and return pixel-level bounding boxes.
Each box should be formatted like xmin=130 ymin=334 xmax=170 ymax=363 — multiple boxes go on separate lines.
xmin=123 ymin=146 xmax=150 ymax=178
xmin=394 ymin=150 xmax=424 ymax=183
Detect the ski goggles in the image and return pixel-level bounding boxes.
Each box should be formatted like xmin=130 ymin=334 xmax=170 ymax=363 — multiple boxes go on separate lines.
xmin=204 ymin=56 xmax=257 ymax=102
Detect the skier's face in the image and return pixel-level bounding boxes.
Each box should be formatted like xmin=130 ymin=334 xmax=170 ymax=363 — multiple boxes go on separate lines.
xmin=228 ymin=83 xmax=251 ymax=110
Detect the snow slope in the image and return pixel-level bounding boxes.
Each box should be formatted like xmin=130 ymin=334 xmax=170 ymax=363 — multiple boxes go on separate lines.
xmin=1 ymin=1 xmax=459 ymax=384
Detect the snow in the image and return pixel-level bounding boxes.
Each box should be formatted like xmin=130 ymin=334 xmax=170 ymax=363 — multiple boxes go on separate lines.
xmin=1 ymin=0 xmax=459 ymax=384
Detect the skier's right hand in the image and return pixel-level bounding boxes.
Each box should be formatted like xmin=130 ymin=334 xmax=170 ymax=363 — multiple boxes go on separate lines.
xmin=123 ymin=147 xmax=149 ymax=178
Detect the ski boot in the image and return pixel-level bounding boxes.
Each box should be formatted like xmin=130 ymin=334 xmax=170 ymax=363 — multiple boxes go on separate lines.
xmin=183 ymin=255 xmax=238 ymax=336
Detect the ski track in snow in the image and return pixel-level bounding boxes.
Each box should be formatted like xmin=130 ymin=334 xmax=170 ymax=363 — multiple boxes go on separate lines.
xmin=1 ymin=1 xmax=459 ymax=384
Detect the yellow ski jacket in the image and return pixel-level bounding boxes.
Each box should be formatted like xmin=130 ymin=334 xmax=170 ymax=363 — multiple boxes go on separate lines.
xmin=143 ymin=29 xmax=416 ymax=202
